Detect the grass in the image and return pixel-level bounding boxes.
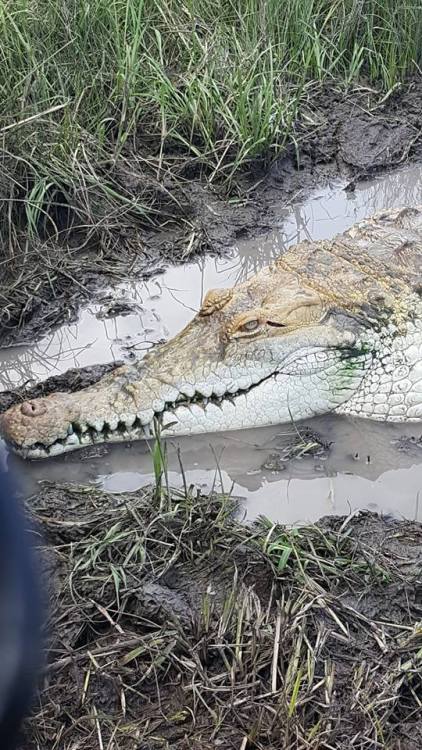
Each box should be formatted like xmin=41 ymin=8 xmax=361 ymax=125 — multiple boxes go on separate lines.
xmin=25 ymin=477 xmax=422 ymax=749
xmin=1 ymin=2 xmax=422 ymax=258
xmin=1 ymin=1 xmax=422 ymax=339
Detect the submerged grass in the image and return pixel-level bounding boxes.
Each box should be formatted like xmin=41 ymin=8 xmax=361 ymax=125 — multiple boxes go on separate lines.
xmin=25 ymin=476 xmax=422 ymax=749
xmin=1 ymin=1 xmax=422 ymax=336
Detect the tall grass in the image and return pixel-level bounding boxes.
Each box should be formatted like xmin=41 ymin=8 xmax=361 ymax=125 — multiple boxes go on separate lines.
xmin=1 ymin=0 xmax=421 ymax=244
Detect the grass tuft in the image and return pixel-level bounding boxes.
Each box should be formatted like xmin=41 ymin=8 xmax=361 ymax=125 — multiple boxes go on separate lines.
xmin=2 ymin=2 xmax=421 ymax=188
xmin=1 ymin=1 xmax=422 ymax=335
xmin=25 ymin=478 xmax=422 ymax=749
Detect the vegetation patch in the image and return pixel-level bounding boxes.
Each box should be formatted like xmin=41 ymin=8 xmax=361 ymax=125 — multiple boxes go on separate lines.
xmin=23 ymin=479 xmax=422 ymax=749
xmin=2 ymin=2 xmax=422 ymax=342
xmin=261 ymin=425 xmax=332 ymax=470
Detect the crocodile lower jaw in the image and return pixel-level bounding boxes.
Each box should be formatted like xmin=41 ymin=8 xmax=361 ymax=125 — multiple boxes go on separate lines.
xmin=12 ymin=377 xmax=272 ymax=459
xmin=14 ymin=418 xmax=154 ymax=459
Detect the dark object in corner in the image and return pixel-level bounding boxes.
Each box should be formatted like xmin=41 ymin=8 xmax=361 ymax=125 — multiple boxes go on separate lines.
xmin=0 ymin=462 xmax=41 ymax=748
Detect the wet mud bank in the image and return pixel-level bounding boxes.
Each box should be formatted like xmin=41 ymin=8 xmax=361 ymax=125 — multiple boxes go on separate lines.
xmin=23 ymin=483 xmax=422 ymax=750
xmin=3 ymin=80 xmax=422 ymax=346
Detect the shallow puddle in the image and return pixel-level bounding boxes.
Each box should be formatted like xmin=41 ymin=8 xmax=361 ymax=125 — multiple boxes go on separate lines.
xmin=2 ymin=164 xmax=422 ymax=523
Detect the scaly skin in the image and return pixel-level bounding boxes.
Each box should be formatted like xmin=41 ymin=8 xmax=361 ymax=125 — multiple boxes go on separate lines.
xmin=2 ymin=205 xmax=422 ymax=459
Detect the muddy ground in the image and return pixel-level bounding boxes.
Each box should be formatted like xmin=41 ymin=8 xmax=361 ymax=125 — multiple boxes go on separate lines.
xmin=2 ymin=80 xmax=422 ymax=346
xmin=20 ymin=482 xmax=422 ymax=750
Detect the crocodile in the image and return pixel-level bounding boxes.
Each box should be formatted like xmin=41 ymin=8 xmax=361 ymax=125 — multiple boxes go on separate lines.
xmin=2 ymin=205 xmax=422 ymax=460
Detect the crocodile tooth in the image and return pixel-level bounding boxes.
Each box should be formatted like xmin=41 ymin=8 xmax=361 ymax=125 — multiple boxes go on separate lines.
xmin=162 ymin=386 xmax=179 ymax=402
xmin=237 ymin=377 xmax=252 ymax=391
xmin=137 ymin=409 xmax=154 ymax=426
xmin=28 ymin=447 xmax=48 ymax=459
xmin=198 ymin=384 xmax=213 ymax=398
xmin=122 ymin=413 xmax=137 ymax=428
xmin=88 ymin=419 xmax=104 ymax=433
xmin=48 ymin=443 xmax=65 ymax=457
xmin=175 ymin=401 xmax=190 ymax=410
xmin=142 ymin=423 xmax=154 ymax=438
xmin=152 ymin=399 xmax=165 ymax=413
xmin=67 ymin=425 xmax=74 ymax=435
xmin=181 ymin=383 xmax=195 ymax=398
xmin=66 ymin=433 xmax=80 ymax=446
xmin=106 ymin=417 xmax=119 ymax=431
xmin=188 ymin=403 xmax=206 ymax=418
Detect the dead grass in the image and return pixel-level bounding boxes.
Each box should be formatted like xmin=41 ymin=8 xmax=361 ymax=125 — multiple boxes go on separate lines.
xmin=0 ymin=152 xmax=200 ymax=343
xmin=22 ymin=480 xmax=422 ymax=749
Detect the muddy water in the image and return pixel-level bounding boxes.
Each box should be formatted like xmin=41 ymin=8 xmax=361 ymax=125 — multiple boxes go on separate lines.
xmin=2 ymin=164 xmax=422 ymax=523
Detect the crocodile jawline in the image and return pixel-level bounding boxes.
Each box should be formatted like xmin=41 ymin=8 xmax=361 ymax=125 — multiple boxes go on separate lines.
xmin=16 ymin=370 xmax=281 ymax=459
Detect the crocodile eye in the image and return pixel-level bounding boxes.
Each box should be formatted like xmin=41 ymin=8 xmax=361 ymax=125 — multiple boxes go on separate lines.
xmin=239 ymin=319 xmax=260 ymax=332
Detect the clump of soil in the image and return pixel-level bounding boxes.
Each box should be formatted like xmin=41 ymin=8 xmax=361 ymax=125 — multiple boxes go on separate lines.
xmin=3 ymin=80 xmax=422 ymax=346
xmin=22 ymin=481 xmax=422 ymax=749
xmin=262 ymin=426 xmax=332 ymax=471
xmin=393 ymin=434 xmax=422 ymax=454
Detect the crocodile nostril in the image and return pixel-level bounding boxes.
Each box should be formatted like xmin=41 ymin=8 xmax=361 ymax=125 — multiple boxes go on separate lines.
xmin=20 ymin=401 xmax=47 ymax=418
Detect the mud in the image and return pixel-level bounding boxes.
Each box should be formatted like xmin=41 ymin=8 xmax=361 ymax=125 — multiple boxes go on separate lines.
xmin=21 ymin=483 xmax=422 ymax=750
xmin=3 ymin=81 xmax=422 ymax=345
xmin=261 ymin=426 xmax=332 ymax=471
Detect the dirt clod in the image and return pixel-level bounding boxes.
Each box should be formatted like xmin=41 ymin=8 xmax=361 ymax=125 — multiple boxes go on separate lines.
xmin=262 ymin=426 xmax=332 ymax=471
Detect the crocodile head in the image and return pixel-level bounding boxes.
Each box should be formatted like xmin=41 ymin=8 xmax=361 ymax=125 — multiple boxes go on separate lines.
xmin=4 ymin=205 xmax=422 ymax=459
xmin=1 ymin=256 xmax=376 ymax=459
